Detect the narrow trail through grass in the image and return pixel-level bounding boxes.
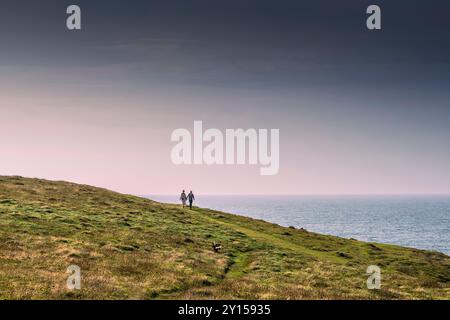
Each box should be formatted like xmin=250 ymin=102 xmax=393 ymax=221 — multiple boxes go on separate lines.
xmin=225 ymin=252 xmax=251 ymax=278
xmin=195 ymin=208 xmax=347 ymax=264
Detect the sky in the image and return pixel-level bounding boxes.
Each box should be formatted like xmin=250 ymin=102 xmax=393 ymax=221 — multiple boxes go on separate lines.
xmin=1 ymin=0 xmax=450 ymax=195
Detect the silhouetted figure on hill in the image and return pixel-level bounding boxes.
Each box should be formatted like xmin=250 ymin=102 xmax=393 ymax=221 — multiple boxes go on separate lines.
xmin=188 ymin=191 xmax=195 ymax=209
xmin=180 ymin=190 xmax=187 ymax=208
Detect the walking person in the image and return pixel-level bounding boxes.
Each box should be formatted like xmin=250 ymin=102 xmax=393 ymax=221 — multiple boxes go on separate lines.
xmin=180 ymin=190 xmax=187 ymax=208
xmin=188 ymin=191 xmax=195 ymax=209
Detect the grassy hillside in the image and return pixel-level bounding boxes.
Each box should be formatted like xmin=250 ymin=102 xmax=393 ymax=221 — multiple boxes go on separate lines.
xmin=0 ymin=176 xmax=448 ymax=299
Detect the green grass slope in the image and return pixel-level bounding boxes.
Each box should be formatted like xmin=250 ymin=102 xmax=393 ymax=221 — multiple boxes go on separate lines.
xmin=0 ymin=176 xmax=448 ymax=299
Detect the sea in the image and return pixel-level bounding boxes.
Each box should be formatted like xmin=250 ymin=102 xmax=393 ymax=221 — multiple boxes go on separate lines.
xmin=146 ymin=195 xmax=450 ymax=255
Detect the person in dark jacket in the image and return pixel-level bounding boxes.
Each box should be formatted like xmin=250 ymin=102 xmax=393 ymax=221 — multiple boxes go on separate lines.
xmin=187 ymin=191 xmax=195 ymax=209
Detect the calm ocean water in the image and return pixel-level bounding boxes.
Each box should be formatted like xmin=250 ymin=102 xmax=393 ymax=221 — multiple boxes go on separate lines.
xmin=147 ymin=195 xmax=450 ymax=255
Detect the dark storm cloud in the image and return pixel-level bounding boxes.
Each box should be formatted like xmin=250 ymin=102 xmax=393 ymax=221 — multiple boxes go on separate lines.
xmin=1 ymin=0 xmax=449 ymax=91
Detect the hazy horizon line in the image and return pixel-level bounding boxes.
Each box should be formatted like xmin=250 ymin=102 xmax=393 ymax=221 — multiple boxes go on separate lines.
xmin=142 ymin=193 xmax=450 ymax=197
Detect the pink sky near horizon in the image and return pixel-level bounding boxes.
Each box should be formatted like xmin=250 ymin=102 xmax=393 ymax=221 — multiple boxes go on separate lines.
xmin=2 ymin=68 xmax=450 ymax=196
